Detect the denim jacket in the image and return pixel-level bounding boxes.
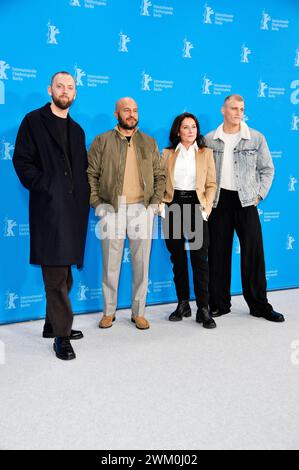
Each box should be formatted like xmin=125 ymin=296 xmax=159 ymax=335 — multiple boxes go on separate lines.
xmin=205 ymin=121 xmax=274 ymax=208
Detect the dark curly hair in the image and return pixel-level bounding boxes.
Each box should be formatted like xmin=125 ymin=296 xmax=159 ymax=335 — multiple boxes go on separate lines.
xmin=167 ymin=112 xmax=206 ymax=149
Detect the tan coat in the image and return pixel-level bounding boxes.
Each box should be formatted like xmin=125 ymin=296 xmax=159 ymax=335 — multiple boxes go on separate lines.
xmin=161 ymin=147 xmax=217 ymax=215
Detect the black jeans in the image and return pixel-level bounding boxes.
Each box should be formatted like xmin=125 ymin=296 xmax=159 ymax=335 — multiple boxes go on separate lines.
xmin=41 ymin=265 xmax=73 ymax=337
xmin=163 ymin=190 xmax=209 ymax=309
xmin=208 ymin=189 xmax=272 ymax=314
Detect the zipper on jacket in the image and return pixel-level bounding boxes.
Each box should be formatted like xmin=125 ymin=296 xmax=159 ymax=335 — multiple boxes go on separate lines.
xmin=116 ymin=139 xmax=127 ymax=203
xmin=133 ymin=140 xmax=146 ymax=190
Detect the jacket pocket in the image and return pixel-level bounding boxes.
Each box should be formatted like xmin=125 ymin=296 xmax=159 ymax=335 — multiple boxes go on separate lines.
xmin=240 ymin=149 xmax=257 ymax=166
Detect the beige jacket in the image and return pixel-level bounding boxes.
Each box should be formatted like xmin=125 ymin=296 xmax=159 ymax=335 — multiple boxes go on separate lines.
xmin=161 ymin=146 xmax=217 ymax=215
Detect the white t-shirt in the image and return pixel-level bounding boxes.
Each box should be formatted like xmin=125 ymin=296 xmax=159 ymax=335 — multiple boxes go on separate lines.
xmin=220 ymin=131 xmax=240 ymax=191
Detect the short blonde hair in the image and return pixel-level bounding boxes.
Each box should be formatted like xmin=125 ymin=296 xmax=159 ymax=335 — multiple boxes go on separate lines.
xmin=224 ymin=94 xmax=244 ymax=104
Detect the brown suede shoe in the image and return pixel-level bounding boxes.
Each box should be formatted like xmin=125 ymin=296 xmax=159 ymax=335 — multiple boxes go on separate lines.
xmin=131 ymin=315 xmax=150 ymax=330
xmin=99 ymin=314 xmax=115 ymax=329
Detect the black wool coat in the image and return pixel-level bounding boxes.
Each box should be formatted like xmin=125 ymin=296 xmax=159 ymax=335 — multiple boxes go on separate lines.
xmin=13 ymin=103 xmax=90 ymax=266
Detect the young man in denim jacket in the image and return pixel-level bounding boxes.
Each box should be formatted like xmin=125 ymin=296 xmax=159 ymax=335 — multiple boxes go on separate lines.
xmin=205 ymin=94 xmax=284 ymax=323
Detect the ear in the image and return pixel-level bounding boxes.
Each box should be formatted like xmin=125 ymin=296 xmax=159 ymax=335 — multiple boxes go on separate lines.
xmin=47 ymin=85 xmax=52 ymax=97
xmin=221 ymin=106 xmax=225 ymax=117
xmin=114 ymin=111 xmax=118 ymax=120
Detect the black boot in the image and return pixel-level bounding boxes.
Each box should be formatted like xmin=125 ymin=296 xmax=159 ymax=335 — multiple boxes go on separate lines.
xmin=196 ymin=307 xmax=216 ymax=329
xmin=169 ymin=301 xmax=192 ymax=321
xmin=43 ymin=323 xmax=83 ymax=340
xmin=53 ymin=337 xmax=76 ymax=360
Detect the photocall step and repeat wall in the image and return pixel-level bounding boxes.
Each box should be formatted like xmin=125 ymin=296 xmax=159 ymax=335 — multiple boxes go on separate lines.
xmin=0 ymin=0 xmax=298 ymax=324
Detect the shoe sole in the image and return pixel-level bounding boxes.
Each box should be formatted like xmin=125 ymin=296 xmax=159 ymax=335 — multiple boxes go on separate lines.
xmin=53 ymin=344 xmax=76 ymax=360
xmin=99 ymin=317 xmax=116 ymax=329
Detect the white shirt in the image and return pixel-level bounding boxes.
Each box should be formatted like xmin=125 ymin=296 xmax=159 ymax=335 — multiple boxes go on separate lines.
xmin=174 ymin=142 xmax=197 ymax=190
xmin=218 ymin=127 xmax=241 ymax=191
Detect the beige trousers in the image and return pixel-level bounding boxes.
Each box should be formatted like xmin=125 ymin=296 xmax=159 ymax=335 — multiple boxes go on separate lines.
xmin=99 ymin=203 xmax=154 ymax=317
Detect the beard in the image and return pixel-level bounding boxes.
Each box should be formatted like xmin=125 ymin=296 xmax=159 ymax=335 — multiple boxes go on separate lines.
xmin=52 ymin=94 xmax=75 ymax=110
xmin=118 ymin=115 xmax=138 ymax=130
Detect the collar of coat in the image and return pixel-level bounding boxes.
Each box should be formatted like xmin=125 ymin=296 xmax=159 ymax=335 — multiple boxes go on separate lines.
xmin=114 ymin=125 xmax=138 ymax=140
xmin=164 ymin=146 xmax=209 ymax=190
xmin=213 ymin=120 xmax=251 ymax=141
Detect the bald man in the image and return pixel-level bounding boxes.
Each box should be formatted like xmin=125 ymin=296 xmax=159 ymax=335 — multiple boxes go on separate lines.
xmin=87 ymin=97 xmax=165 ymax=330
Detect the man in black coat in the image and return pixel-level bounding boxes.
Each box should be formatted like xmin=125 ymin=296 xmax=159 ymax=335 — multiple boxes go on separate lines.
xmin=13 ymin=71 xmax=90 ymax=360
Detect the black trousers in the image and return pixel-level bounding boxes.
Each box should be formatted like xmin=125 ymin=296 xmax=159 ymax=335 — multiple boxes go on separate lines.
xmin=208 ymin=189 xmax=272 ymax=315
xmin=41 ymin=265 xmax=73 ymax=337
xmin=163 ymin=190 xmax=209 ymax=309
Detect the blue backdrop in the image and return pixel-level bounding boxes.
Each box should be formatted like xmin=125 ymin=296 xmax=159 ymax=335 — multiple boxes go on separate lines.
xmin=0 ymin=0 xmax=298 ymax=324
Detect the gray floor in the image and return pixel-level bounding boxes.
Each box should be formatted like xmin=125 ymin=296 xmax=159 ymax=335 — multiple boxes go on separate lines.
xmin=0 ymin=289 xmax=298 ymax=450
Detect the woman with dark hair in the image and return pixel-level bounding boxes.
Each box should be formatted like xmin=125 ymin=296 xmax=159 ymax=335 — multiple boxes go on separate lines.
xmin=161 ymin=112 xmax=217 ymax=328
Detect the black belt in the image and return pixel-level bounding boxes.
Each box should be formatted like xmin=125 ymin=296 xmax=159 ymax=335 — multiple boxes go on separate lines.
xmin=174 ymin=189 xmax=197 ymax=199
